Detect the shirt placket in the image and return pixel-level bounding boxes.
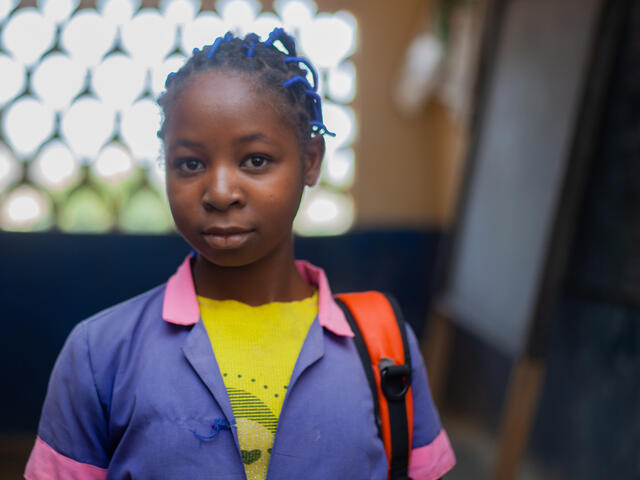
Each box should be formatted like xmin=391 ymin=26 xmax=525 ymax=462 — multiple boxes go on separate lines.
xmin=181 ymin=319 xmax=243 ymax=460
xmin=266 ymin=316 xmax=326 ymax=478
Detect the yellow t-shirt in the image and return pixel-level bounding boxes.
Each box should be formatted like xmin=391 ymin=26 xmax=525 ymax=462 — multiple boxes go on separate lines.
xmin=198 ymin=292 xmax=318 ymax=480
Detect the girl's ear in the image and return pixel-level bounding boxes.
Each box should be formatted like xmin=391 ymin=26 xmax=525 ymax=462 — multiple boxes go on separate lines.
xmin=303 ymin=135 xmax=325 ymax=187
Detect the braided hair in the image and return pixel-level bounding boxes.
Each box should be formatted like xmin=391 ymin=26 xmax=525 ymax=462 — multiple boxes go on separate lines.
xmin=157 ymin=28 xmax=334 ymax=150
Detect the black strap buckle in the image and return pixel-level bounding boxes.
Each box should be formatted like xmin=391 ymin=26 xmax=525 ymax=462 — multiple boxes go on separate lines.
xmin=379 ymin=358 xmax=412 ymax=401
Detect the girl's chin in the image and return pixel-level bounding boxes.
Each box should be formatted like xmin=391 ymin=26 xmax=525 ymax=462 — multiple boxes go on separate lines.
xmin=193 ymin=247 xmax=262 ymax=269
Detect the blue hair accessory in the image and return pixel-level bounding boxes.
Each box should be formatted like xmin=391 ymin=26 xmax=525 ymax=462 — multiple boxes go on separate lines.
xmin=282 ymin=75 xmax=314 ymax=91
xmin=284 ymin=56 xmax=318 ymax=91
xmin=192 ymin=47 xmax=200 ymax=55
xmin=263 ymin=27 xmax=285 ymax=46
xmin=244 ymin=40 xmax=256 ymax=57
xmin=206 ymin=37 xmax=223 ymax=59
xmin=310 ymin=120 xmax=335 ymax=136
xmin=306 ymin=90 xmax=322 ymax=116
xmin=206 ymin=33 xmax=234 ymax=59
xmin=282 ymin=77 xmax=320 ymax=118
xmin=283 ymin=76 xmax=335 ymax=137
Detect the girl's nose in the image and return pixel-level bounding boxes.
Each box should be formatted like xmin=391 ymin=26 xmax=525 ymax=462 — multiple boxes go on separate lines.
xmin=201 ymin=165 xmax=245 ymax=211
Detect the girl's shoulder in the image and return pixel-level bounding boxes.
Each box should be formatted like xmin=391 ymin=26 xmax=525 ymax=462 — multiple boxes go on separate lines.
xmin=64 ymin=283 xmax=170 ymax=369
xmin=81 ymin=283 xmax=167 ymax=332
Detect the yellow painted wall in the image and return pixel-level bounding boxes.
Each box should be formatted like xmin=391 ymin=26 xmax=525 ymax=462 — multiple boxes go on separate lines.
xmin=313 ymin=0 xmax=466 ymax=228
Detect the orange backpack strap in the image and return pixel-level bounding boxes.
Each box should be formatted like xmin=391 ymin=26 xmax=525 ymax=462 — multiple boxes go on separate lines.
xmin=334 ymin=292 xmax=414 ymax=480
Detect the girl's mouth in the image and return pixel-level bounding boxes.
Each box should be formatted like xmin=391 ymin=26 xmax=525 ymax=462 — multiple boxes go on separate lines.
xmin=202 ymin=227 xmax=255 ymax=249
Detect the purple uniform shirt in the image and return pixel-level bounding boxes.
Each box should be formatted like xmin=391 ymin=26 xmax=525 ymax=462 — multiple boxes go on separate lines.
xmin=25 ymin=256 xmax=455 ymax=479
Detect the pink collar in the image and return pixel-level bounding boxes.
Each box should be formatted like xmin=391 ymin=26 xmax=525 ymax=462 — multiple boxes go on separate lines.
xmin=162 ymin=254 xmax=354 ymax=337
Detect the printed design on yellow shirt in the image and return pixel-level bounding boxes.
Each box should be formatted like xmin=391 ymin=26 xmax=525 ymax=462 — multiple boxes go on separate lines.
xmin=227 ymin=388 xmax=277 ymax=478
xmin=199 ymin=292 xmax=317 ymax=480
xmin=227 ymin=387 xmax=278 ymax=435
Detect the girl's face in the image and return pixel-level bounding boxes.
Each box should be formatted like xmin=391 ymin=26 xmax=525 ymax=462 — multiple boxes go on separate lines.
xmin=163 ymin=69 xmax=323 ymax=268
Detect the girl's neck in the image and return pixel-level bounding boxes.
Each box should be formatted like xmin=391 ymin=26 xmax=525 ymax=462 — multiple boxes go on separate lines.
xmin=191 ymin=243 xmax=313 ymax=306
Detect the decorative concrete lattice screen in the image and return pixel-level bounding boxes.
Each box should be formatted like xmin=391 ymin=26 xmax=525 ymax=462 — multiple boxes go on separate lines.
xmin=0 ymin=0 xmax=356 ymax=235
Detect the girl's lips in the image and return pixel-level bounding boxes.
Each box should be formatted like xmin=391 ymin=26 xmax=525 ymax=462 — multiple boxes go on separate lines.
xmin=202 ymin=226 xmax=253 ymax=235
xmin=202 ymin=228 xmax=254 ymax=249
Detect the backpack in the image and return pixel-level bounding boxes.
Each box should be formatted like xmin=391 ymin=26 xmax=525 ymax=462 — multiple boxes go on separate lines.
xmin=334 ymin=292 xmax=413 ymax=480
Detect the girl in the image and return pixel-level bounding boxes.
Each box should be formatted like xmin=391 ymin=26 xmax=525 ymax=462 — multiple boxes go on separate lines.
xmin=25 ymin=29 xmax=455 ymax=480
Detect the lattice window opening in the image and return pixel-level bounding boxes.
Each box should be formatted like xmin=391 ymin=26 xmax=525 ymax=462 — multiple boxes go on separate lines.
xmin=0 ymin=0 xmax=357 ymax=235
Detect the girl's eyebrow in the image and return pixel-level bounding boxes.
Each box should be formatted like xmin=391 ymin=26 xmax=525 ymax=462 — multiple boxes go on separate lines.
xmin=168 ymin=139 xmax=205 ymax=153
xmin=233 ymin=133 xmax=277 ymax=146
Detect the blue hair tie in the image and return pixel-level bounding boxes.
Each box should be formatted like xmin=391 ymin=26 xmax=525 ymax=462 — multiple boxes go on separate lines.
xmin=305 ymin=89 xmax=322 ymax=117
xmin=263 ymin=27 xmax=297 ymax=56
xmin=282 ymin=76 xmax=335 ymax=137
xmin=264 ymin=27 xmax=285 ymax=46
xmin=305 ymin=90 xmax=331 ymax=134
xmin=284 ymin=57 xmax=319 ymax=91
xmin=206 ymin=32 xmax=235 ymax=59
xmin=244 ymin=40 xmax=256 ymax=57
xmin=283 ymin=77 xmax=321 ymax=121
xmin=282 ymin=75 xmax=314 ymax=91
xmin=206 ymin=37 xmax=223 ymax=59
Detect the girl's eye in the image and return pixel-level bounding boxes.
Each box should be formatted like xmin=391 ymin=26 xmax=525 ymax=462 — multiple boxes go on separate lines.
xmin=177 ymin=158 xmax=204 ymax=173
xmin=244 ymin=155 xmax=270 ymax=169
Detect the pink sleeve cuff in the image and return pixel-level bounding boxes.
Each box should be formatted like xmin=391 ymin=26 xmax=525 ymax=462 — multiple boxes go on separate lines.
xmin=408 ymin=429 xmax=456 ymax=480
xmin=24 ymin=437 xmax=107 ymax=480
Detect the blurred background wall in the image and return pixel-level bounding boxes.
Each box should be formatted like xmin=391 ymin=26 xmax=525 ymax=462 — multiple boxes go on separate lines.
xmin=316 ymin=0 xmax=466 ymax=227
xmin=1 ymin=0 xmax=639 ymax=479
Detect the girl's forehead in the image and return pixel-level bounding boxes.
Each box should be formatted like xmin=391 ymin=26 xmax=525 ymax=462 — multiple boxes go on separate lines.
xmin=173 ymin=70 xmax=283 ymax=119
xmin=165 ymin=70 xmax=298 ymax=140
xmin=163 ymin=70 xmax=298 ymax=146
xmin=180 ymin=70 xmax=262 ymax=102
